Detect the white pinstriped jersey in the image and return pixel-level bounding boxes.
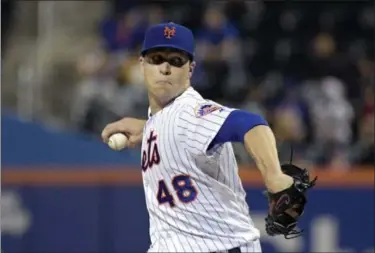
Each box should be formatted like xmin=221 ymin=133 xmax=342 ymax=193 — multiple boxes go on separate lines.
xmin=141 ymin=87 xmax=260 ymax=252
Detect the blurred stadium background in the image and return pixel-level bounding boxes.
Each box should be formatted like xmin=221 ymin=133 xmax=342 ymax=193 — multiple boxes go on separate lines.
xmin=1 ymin=1 xmax=374 ymax=252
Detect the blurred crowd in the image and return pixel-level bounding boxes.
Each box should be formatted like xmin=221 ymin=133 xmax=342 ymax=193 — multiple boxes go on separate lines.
xmin=2 ymin=1 xmax=374 ymax=167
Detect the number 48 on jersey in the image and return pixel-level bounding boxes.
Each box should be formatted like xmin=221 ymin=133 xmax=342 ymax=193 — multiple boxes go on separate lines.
xmin=157 ymin=175 xmax=198 ymax=207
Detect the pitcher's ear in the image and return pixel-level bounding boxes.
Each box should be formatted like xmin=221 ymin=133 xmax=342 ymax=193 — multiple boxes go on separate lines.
xmin=139 ymin=56 xmax=144 ymax=75
xmin=189 ymin=61 xmax=196 ymax=78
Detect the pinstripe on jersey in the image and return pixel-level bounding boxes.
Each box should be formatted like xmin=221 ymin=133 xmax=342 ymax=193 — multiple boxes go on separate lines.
xmin=141 ymin=87 xmax=261 ymax=252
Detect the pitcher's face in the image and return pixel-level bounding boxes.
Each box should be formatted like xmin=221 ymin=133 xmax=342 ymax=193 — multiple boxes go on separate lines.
xmin=140 ymin=48 xmax=194 ymax=100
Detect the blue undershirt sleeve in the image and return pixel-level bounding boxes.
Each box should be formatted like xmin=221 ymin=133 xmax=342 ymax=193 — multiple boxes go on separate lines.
xmin=208 ymin=110 xmax=268 ymax=149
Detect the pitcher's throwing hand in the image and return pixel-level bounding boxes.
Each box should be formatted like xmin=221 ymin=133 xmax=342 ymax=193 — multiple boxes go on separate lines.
xmin=101 ymin=117 xmax=145 ymax=148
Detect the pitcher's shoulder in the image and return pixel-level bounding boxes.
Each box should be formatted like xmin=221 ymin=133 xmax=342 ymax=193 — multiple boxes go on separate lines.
xmin=181 ymin=99 xmax=227 ymax=117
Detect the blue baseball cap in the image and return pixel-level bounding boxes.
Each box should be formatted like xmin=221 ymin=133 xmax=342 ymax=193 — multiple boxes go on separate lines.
xmin=141 ymin=22 xmax=195 ymax=60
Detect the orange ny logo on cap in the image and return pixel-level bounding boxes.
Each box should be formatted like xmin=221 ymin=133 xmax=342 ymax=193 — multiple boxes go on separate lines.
xmin=164 ymin=25 xmax=176 ymax=39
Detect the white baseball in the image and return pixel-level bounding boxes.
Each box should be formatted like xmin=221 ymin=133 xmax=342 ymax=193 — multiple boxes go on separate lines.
xmin=108 ymin=133 xmax=128 ymax=151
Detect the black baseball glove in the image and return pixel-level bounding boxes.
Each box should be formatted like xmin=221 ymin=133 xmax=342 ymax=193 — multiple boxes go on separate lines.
xmin=264 ymin=163 xmax=317 ymax=239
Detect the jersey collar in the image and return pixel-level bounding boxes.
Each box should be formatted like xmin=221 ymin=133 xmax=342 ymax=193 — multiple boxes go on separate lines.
xmin=148 ymin=87 xmax=194 ymax=118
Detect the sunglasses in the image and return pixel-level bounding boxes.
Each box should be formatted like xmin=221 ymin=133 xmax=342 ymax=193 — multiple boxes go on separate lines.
xmin=145 ymin=53 xmax=190 ymax=68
